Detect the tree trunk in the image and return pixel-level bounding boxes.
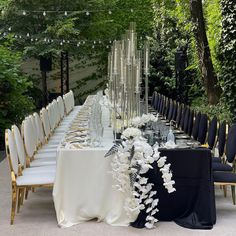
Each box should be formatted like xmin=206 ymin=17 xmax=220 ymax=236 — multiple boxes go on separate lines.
xmin=190 ymin=0 xmax=221 ymax=105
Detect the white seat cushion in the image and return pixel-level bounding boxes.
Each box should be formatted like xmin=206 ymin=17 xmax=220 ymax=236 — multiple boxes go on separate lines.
xmin=34 ymin=152 xmax=56 ymax=159
xmin=23 ymin=166 xmax=56 ymax=175
xmin=30 ymin=159 xmax=56 ymax=167
xmin=16 ymin=173 xmax=54 ymax=186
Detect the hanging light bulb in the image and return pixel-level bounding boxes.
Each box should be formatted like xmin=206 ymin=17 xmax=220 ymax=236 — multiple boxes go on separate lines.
xmin=60 ymin=41 xmax=63 ymax=45
xmin=8 ymin=27 xmax=12 ymax=31
xmin=23 ymin=10 xmax=26 ymax=15
xmin=94 ymin=41 xmax=96 ymax=44
xmin=19 ymin=35 xmax=22 ymax=39
xmin=64 ymin=11 xmax=67 ymax=16
xmin=43 ymin=11 xmax=46 ymax=16
xmin=27 ymin=33 xmax=30 ymax=37
xmin=51 ymin=39 xmax=54 ymax=43
xmin=86 ymin=11 xmax=90 ymax=16
xmin=106 ymin=45 xmax=109 ymax=49
xmin=31 ymin=38 xmax=34 ymax=42
xmin=77 ymin=43 xmax=80 ymax=47
xmin=44 ymin=38 xmax=47 ymax=42
xmin=62 ymin=39 xmax=65 ymax=43
xmin=14 ymin=35 xmax=18 ymax=38
xmin=35 ymin=38 xmax=38 ymax=41
xmin=92 ymin=45 xmax=95 ymax=49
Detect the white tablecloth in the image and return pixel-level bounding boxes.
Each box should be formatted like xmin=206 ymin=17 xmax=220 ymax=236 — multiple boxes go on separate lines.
xmin=53 ymin=107 xmax=136 ymax=228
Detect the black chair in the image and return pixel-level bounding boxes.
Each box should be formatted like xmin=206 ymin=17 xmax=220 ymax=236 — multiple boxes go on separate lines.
xmin=197 ymin=114 xmax=208 ymax=144
xmin=192 ymin=112 xmax=201 ymax=141
xmin=176 ymin=103 xmax=183 ymax=129
xmin=165 ymin=98 xmax=170 ymax=119
xmin=180 ymin=105 xmax=187 ymax=131
xmin=172 ymin=101 xmax=178 ymax=121
xmin=187 ymin=109 xmax=194 ymax=137
xmin=183 ymin=108 xmax=190 ymax=134
xmin=167 ymin=99 xmax=173 ymax=121
xmin=212 ymin=120 xmax=227 ymax=163
xmin=158 ymin=94 xmax=163 ymax=113
xmin=214 ymin=124 xmax=236 ymax=205
xmin=160 ymin=96 xmax=165 ymax=116
xmin=207 ymin=116 xmax=218 ymax=150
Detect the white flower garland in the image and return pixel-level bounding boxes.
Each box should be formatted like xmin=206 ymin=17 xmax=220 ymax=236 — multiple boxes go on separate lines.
xmin=110 ymin=128 xmax=176 ymax=229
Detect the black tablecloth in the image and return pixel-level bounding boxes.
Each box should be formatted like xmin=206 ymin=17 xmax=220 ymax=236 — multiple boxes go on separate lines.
xmin=131 ymin=148 xmax=216 ymax=229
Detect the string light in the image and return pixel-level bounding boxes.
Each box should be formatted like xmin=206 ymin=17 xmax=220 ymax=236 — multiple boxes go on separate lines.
xmin=0 ymin=30 xmax=136 ymax=49
xmin=86 ymin=11 xmax=90 ymax=16
xmin=64 ymin=11 xmax=67 ymax=16
xmin=22 ymin=10 xmax=26 ymax=15
xmin=8 ymin=27 xmax=11 ymax=31
xmin=43 ymin=11 xmax=46 ymax=16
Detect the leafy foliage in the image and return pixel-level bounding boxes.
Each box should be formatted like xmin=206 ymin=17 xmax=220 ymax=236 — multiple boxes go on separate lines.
xmin=218 ymin=0 xmax=236 ymax=122
xmin=0 ymin=41 xmax=35 ymax=147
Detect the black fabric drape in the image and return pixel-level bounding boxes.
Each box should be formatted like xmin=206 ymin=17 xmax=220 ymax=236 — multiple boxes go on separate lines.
xmin=131 ymin=148 xmax=216 ymax=229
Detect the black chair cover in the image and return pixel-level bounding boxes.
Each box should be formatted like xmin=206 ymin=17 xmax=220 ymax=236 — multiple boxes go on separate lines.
xmin=187 ymin=110 xmax=194 ymax=137
xmin=197 ymin=114 xmax=208 ymax=144
xmin=183 ymin=108 xmax=190 ymax=134
xmin=218 ymin=121 xmax=226 ymax=157
xmin=225 ymin=124 xmax=236 ymax=163
xmin=192 ymin=112 xmax=201 ymax=140
xmin=207 ymin=116 xmax=218 ymax=150
xmin=176 ymin=104 xmax=183 ymax=128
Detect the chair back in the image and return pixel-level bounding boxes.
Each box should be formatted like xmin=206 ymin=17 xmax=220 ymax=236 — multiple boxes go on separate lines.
xmin=197 ymin=114 xmax=208 ymax=144
xmin=218 ymin=120 xmax=227 ymax=157
xmin=41 ymin=107 xmax=51 ymax=139
xmin=225 ymin=124 xmax=236 ymax=163
xmin=34 ymin=112 xmax=46 ymax=145
xmin=180 ymin=105 xmax=187 ymax=130
xmin=5 ymin=129 xmax=19 ymax=176
xmin=22 ymin=117 xmax=37 ymax=159
xmin=57 ymin=96 xmax=65 ymax=119
xmin=172 ymin=101 xmax=178 ymax=121
xmin=192 ymin=112 xmax=201 ymax=140
xmin=183 ymin=107 xmax=190 ymax=133
xmin=167 ymin=99 xmax=173 ymax=121
xmin=176 ymin=103 xmax=183 ymax=128
xmin=187 ymin=110 xmax=194 ymax=136
xmin=207 ymin=116 xmax=218 ymax=149
xmin=12 ymin=125 xmax=26 ymax=168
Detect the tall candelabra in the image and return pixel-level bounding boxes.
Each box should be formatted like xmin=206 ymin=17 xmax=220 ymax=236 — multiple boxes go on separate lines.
xmin=107 ymin=22 xmax=150 ymax=134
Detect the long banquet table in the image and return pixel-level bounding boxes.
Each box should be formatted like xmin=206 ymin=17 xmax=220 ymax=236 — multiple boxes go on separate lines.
xmin=53 ymin=103 xmax=216 ymax=229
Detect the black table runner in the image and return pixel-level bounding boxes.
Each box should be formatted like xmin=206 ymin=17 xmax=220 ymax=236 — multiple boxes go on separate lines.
xmin=131 ymin=148 xmax=216 ymax=229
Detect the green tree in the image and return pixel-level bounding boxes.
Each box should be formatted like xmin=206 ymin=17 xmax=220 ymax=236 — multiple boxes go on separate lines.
xmin=219 ymin=0 xmax=236 ymax=121
xmin=0 ymin=40 xmax=35 ymax=147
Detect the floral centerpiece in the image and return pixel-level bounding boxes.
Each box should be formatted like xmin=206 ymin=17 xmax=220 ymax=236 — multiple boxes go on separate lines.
xmin=106 ymin=127 xmax=176 ymax=229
